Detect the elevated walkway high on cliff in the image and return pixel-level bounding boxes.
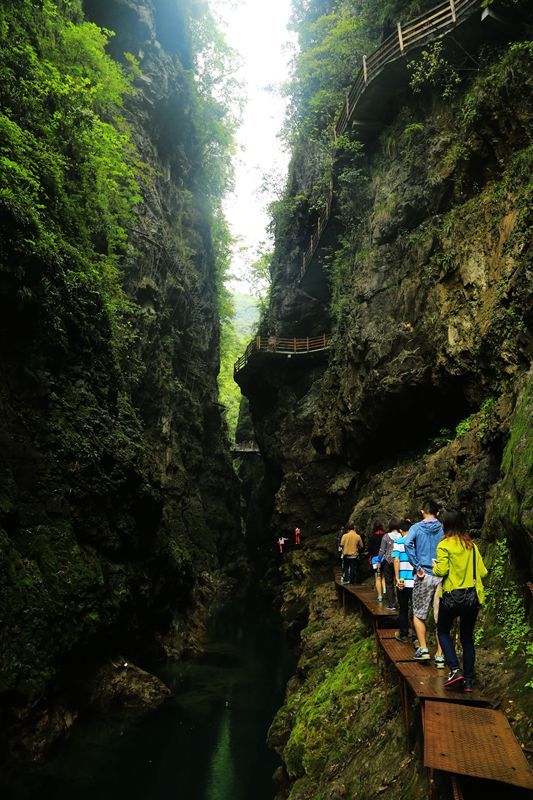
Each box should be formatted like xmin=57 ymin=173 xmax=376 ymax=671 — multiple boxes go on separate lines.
xmin=230 ymin=440 xmax=260 ymax=457
xmin=234 ymin=334 xmax=330 ymax=389
xmin=299 ymin=0 xmax=512 ymax=282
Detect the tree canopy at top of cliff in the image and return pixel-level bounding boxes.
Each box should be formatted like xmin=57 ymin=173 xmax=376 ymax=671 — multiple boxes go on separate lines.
xmin=0 ymin=0 xmax=140 ymax=312
xmin=0 ymin=0 xmax=238 ymax=353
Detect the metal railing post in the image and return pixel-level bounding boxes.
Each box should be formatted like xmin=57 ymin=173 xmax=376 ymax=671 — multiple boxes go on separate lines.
xmin=362 ymin=55 xmax=368 ymax=85
xmin=397 ymin=21 xmax=404 ymax=54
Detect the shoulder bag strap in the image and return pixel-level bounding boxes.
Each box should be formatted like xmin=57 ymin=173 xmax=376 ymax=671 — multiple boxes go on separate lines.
xmin=472 ymin=543 xmax=477 ymax=585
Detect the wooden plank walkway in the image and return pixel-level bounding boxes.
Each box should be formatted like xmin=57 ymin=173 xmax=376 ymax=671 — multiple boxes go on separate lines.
xmin=379 ymin=636 xmax=420 ymax=663
xmin=334 ymin=577 xmax=397 ymax=625
xmin=234 ymin=334 xmax=330 ymax=377
xmin=333 ymin=576 xmax=533 ymax=794
xmin=396 ymin=661 xmax=490 ymax=707
xmin=425 ymin=702 xmax=533 ymax=791
xmin=376 ymin=628 xmax=401 ymax=639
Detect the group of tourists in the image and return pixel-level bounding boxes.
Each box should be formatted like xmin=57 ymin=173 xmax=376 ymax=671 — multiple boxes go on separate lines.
xmin=338 ymin=500 xmax=488 ymax=691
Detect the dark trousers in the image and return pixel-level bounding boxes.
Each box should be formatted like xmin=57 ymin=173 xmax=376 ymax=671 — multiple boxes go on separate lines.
xmin=383 ymin=561 xmax=396 ymax=607
xmin=397 ymin=586 xmax=414 ymax=637
xmin=437 ymin=602 xmax=479 ymax=680
xmin=343 ymin=557 xmax=359 ymax=584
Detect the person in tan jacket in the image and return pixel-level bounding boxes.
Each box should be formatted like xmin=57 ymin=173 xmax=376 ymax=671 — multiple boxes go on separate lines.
xmin=341 ymin=526 xmax=364 ymax=584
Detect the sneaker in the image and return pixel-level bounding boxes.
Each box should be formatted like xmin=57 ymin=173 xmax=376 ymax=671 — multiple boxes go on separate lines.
xmin=394 ymin=631 xmax=408 ymax=642
xmin=377 ymin=595 xmax=383 ymax=602
xmin=463 ymin=679 xmax=473 ymax=693
xmin=412 ymin=638 xmax=420 ymax=649
xmin=414 ymin=647 xmax=430 ymax=661
xmin=444 ymin=669 xmax=464 ymax=688
xmin=385 ymin=605 xmax=397 ymax=611
xmin=434 ymin=655 xmax=446 ymax=670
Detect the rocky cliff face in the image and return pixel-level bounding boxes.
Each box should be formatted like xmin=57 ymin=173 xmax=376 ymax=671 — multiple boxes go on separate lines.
xmin=238 ymin=19 xmax=532 ymax=796
xmin=0 ymin=0 xmax=240 ymax=759
xmin=241 ymin=34 xmax=531 ymax=554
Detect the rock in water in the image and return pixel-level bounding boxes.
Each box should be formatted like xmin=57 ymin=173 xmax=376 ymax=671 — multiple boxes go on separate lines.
xmin=88 ymin=659 xmax=172 ymax=712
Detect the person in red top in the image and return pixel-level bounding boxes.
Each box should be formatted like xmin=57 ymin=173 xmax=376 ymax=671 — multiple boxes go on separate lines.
xmin=294 ymin=527 xmax=301 ymax=545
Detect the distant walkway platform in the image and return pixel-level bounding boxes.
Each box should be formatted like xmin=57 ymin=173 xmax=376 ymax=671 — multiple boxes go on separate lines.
xmin=234 ymin=334 xmax=330 ymax=380
xmin=230 ymin=440 xmax=260 ymax=457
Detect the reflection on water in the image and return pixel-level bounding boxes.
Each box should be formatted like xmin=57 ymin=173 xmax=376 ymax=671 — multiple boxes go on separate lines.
xmin=1 ymin=594 xmax=294 ymax=800
xmin=206 ymin=709 xmax=233 ymax=800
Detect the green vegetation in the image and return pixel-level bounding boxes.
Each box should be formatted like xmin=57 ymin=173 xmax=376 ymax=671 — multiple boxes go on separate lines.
xmin=0 ymin=0 xmax=242 ymax=715
xmin=478 ymin=541 xmax=533 ymax=687
xmin=283 ymin=635 xmax=376 ymax=779
xmin=0 ymin=0 xmax=140 ymax=326
xmin=407 ymin=41 xmax=461 ymax=98
xmin=218 ymin=294 xmax=259 ymax=438
xmin=269 ymin=584 xmax=424 ymax=799
xmin=0 ymin=0 xmax=239 ymax=353
xmin=232 ymin=294 xmax=261 ymax=338
xmin=284 ymin=0 xmax=433 ymax=141
xmin=428 ymin=398 xmax=497 ymax=451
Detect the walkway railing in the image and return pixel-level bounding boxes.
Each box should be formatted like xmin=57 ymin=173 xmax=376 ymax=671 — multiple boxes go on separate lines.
xmin=231 ymin=440 xmax=260 ymax=455
xmin=234 ymin=334 xmax=330 ymax=376
xmin=300 ymin=0 xmax=482 ymax=278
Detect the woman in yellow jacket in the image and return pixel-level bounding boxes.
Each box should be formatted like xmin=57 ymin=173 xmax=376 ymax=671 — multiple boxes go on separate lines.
xmin=432 ymin=510 xmax=487 ymax=692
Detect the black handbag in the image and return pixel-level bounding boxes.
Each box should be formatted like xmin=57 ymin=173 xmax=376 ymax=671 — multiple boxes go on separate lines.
xmin=440 ymin=544 xmax=479 ymax=611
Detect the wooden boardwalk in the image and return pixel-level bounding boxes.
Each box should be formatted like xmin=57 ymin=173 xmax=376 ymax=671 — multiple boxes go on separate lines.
xmin=234 ymin=334 xmax=330 ymax=378
xmin=299 ymin=0 xmax=507 ymax=280
xmin=334 ymin=577 xmax=533 ymax=797
xmin=230 ymin=440 xmax=260 ymax=456
xmin=334 ymin=576 xmax=397 ymax=627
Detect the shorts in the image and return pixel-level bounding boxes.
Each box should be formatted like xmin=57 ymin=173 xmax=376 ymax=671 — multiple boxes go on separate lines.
xmin=412 ymin=572 xmax=442 ymax=621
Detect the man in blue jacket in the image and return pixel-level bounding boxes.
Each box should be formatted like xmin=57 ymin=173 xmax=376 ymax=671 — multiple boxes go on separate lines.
xmin=404 ymin=500 xmax=445 ymax=665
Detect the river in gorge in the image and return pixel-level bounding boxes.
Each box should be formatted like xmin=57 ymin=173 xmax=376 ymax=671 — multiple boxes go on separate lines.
xmin=1 ymin=593 xmax=295 ymax=800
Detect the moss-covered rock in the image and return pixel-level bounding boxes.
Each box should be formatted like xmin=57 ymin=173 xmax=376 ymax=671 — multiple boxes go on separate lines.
xmin=269 ymin=584 xmax=426 ymax=799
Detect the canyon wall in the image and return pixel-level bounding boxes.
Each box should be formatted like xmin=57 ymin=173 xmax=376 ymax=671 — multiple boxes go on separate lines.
xmin=236 ymin=2 xmax=532 ymax=795
xmin=0 ymin=0 xmax=240 ymax=758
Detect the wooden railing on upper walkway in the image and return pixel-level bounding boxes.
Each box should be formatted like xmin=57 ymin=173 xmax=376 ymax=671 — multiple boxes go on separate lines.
xmin=300 ymin=0 xmax=482 ymax=279
xmin=234 ymin=334 xmax=330 ymax=376
xmin=230 ymin=440 xmax=260 ymax=455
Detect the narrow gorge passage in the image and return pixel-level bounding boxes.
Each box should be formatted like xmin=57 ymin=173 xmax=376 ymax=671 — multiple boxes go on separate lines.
xmin=0 ymin=0 xmax=532 ymax=798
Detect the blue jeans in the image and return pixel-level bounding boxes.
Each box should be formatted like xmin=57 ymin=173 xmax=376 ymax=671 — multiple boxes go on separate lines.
xmin=437 ymin=601 xmax=479 ymax=679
